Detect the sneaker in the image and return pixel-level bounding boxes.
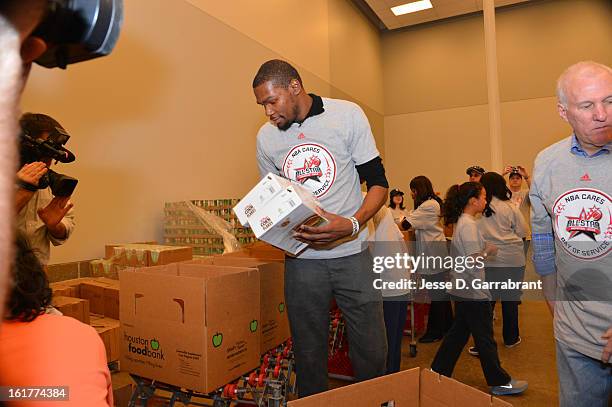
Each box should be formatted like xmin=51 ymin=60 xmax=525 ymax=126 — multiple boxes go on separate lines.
xmin=468 ymin=346 xmax=479 ymax=356
xmin=505 ymin=337 xmax=522 ymax=348
xmin=490 ymin=379 xmax=528 ymax=396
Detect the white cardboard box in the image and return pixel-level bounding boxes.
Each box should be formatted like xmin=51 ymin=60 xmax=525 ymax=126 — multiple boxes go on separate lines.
xmin=237 ymin=174 xmax=326 ymax=255
xmin=233 ymin=173 xmax=293 ymax=227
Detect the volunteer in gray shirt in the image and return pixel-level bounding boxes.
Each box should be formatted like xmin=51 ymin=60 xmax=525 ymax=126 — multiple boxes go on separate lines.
xmin=480 ymin=172 xmax=527 ymax=348
xmin=431 ymin=182 xmax=528 ymax=396
xmin=530 ymin=61 xmax=612 ymax=407
xmin=252 ymin=60 xmax=389 ymax=397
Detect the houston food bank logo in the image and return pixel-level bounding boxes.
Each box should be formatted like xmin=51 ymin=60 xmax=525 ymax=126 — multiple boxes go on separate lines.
xmin=125 ymin=334 xmax=165 ymax=360
xmin=282 ymin=143 xmax=336 ymax=198
xmin=553 ymin=188 xmax=612 ymax=260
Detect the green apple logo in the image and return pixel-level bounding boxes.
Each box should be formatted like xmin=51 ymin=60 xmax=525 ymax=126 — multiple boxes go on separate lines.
xmin=278 ymin=302 xmax=285 ymax=313
xmin=250 ymin=320 xmax=258 ymax=333
xmin=150 ymin=339 xmax=160 ymax=351
xmin=212 ymin=333 xmax=223 ymax=348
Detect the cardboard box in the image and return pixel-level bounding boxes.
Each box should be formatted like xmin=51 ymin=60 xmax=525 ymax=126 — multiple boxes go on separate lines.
xmin=233 ymin=173 xmax=294 ymax=227
xmin=51 ymin=296 xmax=90 ymax=324
xmin=112 ymin=382 xmax=133 ymax=407
xmin=78 ymin=278 xmax=120 ymax=319
xmin=287 ymin=367 xmax=512 ymax=407
xmin=108 ymin=244 xmax=193 ymax=267
xmin=216 ymin=249 xmax=285 ymax=264
xmin=91 ymin=315 xmax=121 ymax=362
xmin=189 ymin=257 xmax=290 ymax=354
xmin=249 ymin=188 xmax=326 ymax=255
xmin=96 ymin=278 xmax=121 ymax=320
xmin=90 ymin=259 xmax=130 ymax=280
xmin=248 ymin=246 xmax=285 ymax=262
xmin=50 ymin=283 xmax=78 ymax=298
xmin=234 ymin=174 xmax=328 ymax=254
xmin=105 ymin=241 xmax=158 ymax=259
xmin=119 ymin=263 xmax=261 ymax=393
xmin=50 ymin=278 xmax=92 ymax=298
xmin=80 ymin=282 xmax=106 ymax=315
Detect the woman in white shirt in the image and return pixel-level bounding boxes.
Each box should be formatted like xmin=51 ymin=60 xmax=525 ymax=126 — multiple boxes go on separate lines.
xmin=367 ymin=203 xmax=411 ymax=374
xmin=479 ymin=172 xmax=527 ymax=348
xmin=388 ymin=189 xmax=408 ymax=229
xmin=404 ymin=176 xmax=453 ymax=343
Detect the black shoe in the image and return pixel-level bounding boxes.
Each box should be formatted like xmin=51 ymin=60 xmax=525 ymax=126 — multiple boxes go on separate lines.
xmin=418 ymin=334 xmax=443 ymax=343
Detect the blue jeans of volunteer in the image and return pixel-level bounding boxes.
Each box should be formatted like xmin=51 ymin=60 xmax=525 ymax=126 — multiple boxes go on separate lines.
xmin=285 ymin=249 xmax=387 ymax=398
xmin=556 ymin=340 xmax=612 ymax=407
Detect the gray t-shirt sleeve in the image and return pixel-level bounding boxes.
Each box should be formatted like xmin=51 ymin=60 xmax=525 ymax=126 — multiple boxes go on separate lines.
xmin=256 ymin=131 xmax=278 ymax=178
xmin=348 ymin=103 xmax=380 ymax=165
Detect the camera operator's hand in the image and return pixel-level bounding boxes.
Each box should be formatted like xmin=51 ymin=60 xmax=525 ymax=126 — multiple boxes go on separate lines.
xmin=502 ymin=165 xmax=513 ymax=176
xmin=37 ymin=196 xmax=73 ymax=239
xmin=17 ymin=162 xmax=47 ymax=186
xmin=16 ymin=162 xmax=48 ymax=213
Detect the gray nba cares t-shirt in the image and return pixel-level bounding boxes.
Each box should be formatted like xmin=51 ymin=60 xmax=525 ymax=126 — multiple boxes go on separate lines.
xmin=256 ymin=96 xmax=380 ymax=259
xmin=448 ymin=213 xmax=490 ymax=300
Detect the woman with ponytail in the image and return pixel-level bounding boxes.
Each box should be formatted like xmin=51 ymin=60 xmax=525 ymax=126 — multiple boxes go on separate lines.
xmin=404 ymin=176 xmax=453 ymax=343
xmin=431 ymin=182 xmax=528 ymax=396
xmin=477 ymin=172 xmax=527 ymax=350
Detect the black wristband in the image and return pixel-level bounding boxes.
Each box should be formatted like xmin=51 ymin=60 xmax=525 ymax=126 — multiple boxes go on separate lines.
xmin=17 ymin=180 xmax=39 ymax=192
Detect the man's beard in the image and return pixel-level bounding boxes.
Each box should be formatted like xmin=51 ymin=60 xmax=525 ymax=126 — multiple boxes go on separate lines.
xmin=277 ymin=104 xmax=300 ymax=131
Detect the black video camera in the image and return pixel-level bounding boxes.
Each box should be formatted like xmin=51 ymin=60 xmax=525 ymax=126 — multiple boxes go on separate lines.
xmin=19 ymin=116 xmax=78 ymax=197
xmin=34 ymin=0 xmax=123 ymax=69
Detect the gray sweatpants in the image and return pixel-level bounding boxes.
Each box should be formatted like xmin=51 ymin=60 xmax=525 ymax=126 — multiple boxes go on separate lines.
xmin=285 ymin=249 xmax=387 ymax=397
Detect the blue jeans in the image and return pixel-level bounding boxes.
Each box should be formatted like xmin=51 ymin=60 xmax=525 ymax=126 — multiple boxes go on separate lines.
xmin=556 ymin=340 xmax=612 ymax=407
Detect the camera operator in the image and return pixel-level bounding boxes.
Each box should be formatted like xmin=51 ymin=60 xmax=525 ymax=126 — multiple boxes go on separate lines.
xmin=502 ymin=165 xmax=531 ymax=254
xmin=16 ymin=113 xmax=76 ymax=265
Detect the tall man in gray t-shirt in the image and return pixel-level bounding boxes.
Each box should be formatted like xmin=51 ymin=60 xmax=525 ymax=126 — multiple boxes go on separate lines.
xmin=252 ymin=59 xmax=389 ymax=397
xmin=530 ymin=61 xmax=612 ymax=407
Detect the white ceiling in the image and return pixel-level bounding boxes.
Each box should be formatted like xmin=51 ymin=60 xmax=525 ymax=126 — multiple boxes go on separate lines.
xmin=364 ymin=0 xmax=534 ymax=29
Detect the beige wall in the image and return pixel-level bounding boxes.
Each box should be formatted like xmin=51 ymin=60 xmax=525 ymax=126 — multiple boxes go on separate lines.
xmin=384 ymin=104 xmax=491 ymax=199
xmin=21 ymin=0 xmax=384 ymax=263
xmin=383 ymin=0 xmax=612 ymax=206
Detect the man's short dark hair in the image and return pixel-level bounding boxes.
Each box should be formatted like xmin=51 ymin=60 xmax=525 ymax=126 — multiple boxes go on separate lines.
xmin=252 ymin=59 xmax=302 ymax=89
xmin=19 ymin=112 xmax=67 ymax=141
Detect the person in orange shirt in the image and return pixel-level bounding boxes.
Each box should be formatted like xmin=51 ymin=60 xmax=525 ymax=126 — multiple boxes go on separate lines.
xmin=0 ymin=235 xmax=113 ymax=406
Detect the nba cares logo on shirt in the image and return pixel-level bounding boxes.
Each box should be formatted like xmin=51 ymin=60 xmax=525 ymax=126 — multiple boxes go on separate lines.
xmin=282 ymin=143 xmax=337 ymax=198
xmin=553 ymin=188 xmax=612 ymax=260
